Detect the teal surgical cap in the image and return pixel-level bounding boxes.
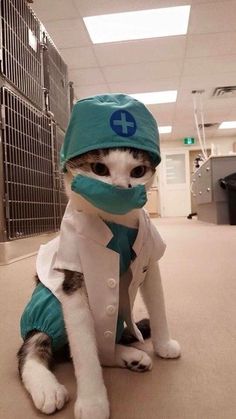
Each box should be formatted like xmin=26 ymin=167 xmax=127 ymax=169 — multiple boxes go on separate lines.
xmin=60 ymin=93 xmax=161 ymax=170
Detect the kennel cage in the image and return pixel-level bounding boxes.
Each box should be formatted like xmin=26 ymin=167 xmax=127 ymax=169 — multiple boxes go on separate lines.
xmin=51 ymin=122 xmax=68 ymax=229
xmin=0 ymin=87 xmax=66 ymax=241
xmin=0 ymin=0 xmax=71 ymax=260
xmin=0 ymin=0 xmax=43 ymax=109
xmin=42 ymin=31 xmax=69 ymax=131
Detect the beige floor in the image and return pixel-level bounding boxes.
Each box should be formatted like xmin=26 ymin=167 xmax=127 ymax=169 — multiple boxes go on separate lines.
xmin=1 ymin=217 xmax=236 ymax=419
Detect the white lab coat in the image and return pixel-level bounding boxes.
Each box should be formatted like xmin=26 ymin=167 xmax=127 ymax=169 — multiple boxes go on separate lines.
xmin=36 ymin=202 xmax=166 ymax=365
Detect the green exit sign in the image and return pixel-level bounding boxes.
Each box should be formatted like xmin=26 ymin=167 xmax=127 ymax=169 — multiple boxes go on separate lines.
xmin=184 ymin=137 xmax=195 ymax=145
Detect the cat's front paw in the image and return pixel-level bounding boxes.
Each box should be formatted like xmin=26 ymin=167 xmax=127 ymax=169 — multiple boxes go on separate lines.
xmin=22 ymin=364 xmax=70 ymax=414
xmin=30 ymin=380 xmax=69 ymax=414
xmin=154 ymin=339 xmax=181 ymax=359
xmin=74 ymin=391 xmax=109 ymax=419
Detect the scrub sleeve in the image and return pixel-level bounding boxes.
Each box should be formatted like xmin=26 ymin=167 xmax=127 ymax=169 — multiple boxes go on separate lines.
xmin=20 ymin=283 xmax=67 ymax=351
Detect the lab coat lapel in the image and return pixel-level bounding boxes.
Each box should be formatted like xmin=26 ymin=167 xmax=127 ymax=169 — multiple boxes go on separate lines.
xmin=132 ymin=209 xmax=149 ymax=258
xmin=54 ymin=203 xmax=113 ymax=272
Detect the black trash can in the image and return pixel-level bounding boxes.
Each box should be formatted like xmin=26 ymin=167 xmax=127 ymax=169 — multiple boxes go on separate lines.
xmin=219 ymin=173 xmax=236 ymax=225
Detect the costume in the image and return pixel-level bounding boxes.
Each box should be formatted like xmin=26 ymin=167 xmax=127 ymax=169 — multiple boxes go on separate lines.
xmin=20 ymin=93 xmax=165 ymax=366
xmin=20 ymin=211 xmax=140 ymax=351
xmin=60 ymin=93 xmax=160 ymax=169
xmin=21 ymin=203 xmax=166 ymax=364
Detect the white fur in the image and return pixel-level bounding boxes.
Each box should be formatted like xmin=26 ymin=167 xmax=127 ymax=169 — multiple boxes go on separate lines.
xmin=60 ymin=288 xmax=109 ymax=419
xmin=140 ymin=262 xmax=181 ymax=358
xmin=22 ymin=358 xmax=69 ymax=414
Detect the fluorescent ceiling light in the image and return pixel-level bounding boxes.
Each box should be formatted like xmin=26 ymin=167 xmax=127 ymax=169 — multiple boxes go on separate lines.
xmin=83 ymin=6 xmax=191 ymax=44
xmin=219 ymin=121 xmax=236 ymax=129
xmin=159 ymin=126 xmax=172 ymax=134
xmin=129 ymin=91 xmax=177 ymax=104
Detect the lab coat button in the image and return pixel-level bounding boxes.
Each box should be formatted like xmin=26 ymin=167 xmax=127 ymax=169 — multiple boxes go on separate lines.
xmin=107 ymin=278 xmax=117 ymax=288
xmin=104 ymin=331 xmax=113 ymax=339
xmin=106 ymin=305 xmax=115 ymax=315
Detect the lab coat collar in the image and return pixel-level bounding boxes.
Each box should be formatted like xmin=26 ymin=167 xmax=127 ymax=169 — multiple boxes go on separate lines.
xmin=62 ymin=201 xmax=148 ymax=256
xmin=63 ymin=202 xmax=114 ymax=247
xmin=132 ymin=209 xmax=148 ymax=257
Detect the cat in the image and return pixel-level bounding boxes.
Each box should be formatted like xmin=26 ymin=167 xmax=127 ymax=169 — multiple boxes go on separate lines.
xmin=18 ymin=147 xmax=181 ymax=419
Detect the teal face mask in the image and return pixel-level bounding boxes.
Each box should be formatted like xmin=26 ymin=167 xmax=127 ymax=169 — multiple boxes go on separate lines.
xmin=71 ymin=175 xmax=147 ymax=215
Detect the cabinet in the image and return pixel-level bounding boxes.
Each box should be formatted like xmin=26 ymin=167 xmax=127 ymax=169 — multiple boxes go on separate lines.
xmin=191 ymin=156 xmax=236 ymax=224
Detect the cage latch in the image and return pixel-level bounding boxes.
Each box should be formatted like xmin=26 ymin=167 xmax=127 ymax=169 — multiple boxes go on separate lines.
xmin=0 ymin=105 xmax=6 ymax=130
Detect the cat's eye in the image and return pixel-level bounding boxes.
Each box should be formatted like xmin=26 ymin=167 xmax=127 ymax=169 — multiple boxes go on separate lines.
xmin=91 ymin=163 xmax=110 ymax=176
xmin=130 ymin=165 xmax=147 ymax=178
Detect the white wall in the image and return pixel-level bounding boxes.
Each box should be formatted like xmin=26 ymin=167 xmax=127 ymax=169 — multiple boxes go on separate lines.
xmin=157 ymin=135 xmax=236 ymax=217
xmin=160 ymin=136 xmax=236 ymax=155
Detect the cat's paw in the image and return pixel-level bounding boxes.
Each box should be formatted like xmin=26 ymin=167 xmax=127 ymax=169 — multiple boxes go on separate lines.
xmin=30 ymin=379 xmax=69 ymax=414
xmin=23 ymin=364 xmax=69 ymax=414
xmin=115 ymin=345 xmax=152 ymax=372
xmin=74 ymin=392 xmax=109 ymax=419
xmin=154 ymin=339 xmax=181 ymax=359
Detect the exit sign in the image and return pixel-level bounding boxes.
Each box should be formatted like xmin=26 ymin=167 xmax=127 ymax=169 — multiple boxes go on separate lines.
xmin=184 ymin=137 xmax=195 ymax=145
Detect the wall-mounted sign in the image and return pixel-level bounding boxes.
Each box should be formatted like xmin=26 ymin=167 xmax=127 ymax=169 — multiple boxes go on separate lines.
xmin=184 ymin=137 xmax=195 ymax=145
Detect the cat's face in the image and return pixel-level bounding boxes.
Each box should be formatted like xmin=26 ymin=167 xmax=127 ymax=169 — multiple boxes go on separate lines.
xmin=66 ymin=148 xmax=155 ymax=187
xmin=64 ymin=147 xmax=156 ymax=218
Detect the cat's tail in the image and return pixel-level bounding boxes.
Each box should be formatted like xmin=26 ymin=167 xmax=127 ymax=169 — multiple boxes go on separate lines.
xmin=119 ymin=318 xmax=151 ymax=344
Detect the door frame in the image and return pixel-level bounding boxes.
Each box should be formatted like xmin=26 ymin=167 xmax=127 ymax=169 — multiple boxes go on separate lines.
xmin=159 ymin=148 xmax=191 ymax=217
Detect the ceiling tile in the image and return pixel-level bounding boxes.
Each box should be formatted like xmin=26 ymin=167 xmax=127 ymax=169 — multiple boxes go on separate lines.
xmin=228 ymin=109 xmax=236 ymax=120
xmin=180 ymin=72 xmax=236 ymax=90
xmin=186 ymin=32 xmax=236 ymax=58
xmin=32 ymin=0 xmax=78 ymax=21
xmin=94 ymin=36 xmax=187 ymax=67
xmin=189 ymin=1 xmax=236 ymax=33
xmin=103 ymin=60 xmax=183 ymax=83
xmin=31 ymin=0 xmax=236 ymax=145
xmin=183 ymin=56 xmax=236 ymax=77
xmin=159 ymin=133 xmax=173 ymax=142
xmin=60 ymin=47 xmax=98 ymax=69
xmin=108 ymin=77 xmax=180 ymax=94
xmin=40 ymin=19 xmax=91 ymax=48
xmin=69 ymin=68 xmax=106 ymax=85
xmin=147 ymin=104 xmax=176 ymax=124
xmin=203 ymin=108 xmax=233 ymax=123
xmin=205 ymin=96 xmax=236 ymax=110
xmin=172 ymin=123 xmax=197 ymax=138
xmin=74 ymin=84 xmax=110 ymax=99
xmin=174 ymin=107 xmax=195 ymax=124
xmin=214 ymin=129 xmax=236 ymax=138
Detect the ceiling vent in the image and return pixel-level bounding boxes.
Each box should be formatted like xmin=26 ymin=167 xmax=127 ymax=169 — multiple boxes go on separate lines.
xmin=212 ymin=86 xmax=236 ymax=99
xmin=198 ymin=122 xmax=219 ymax=129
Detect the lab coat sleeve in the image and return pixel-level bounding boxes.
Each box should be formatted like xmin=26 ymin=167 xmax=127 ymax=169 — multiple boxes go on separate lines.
xmin=149 ymin=222 xmax=166 ymax=263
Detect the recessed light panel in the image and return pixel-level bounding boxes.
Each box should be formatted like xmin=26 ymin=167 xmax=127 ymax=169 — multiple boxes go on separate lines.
xmin=129 ymin=91 xmax=177 ymax=104
xmin=219 ymin=121 xmax=236 ymax=129
xmin=159 ymin=126 xmax=172 ymax=134
xmin=84 ymin=6 xmax=191 ymax=44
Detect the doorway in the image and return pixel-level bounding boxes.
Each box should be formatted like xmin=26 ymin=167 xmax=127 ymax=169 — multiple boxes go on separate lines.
xmin=160 ymin=150 xmax=191 ymax=217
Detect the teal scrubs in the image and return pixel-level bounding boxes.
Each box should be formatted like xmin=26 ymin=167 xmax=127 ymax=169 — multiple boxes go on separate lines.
xmin=20 ymin=222 xmax=138 ymax=351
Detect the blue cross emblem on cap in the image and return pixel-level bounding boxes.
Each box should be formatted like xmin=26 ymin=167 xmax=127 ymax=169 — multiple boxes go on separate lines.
xmin=110 ymin=110 xmax=137 ymax=137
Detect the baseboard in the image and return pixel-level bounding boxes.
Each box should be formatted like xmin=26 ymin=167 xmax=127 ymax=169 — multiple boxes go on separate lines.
xmin=0 ymin=233 xmax=57 ymax=265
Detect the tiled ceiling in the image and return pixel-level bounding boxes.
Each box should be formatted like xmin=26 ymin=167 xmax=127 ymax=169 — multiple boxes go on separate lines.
xmin=31 ymin=0 xmax=236 ymax=143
